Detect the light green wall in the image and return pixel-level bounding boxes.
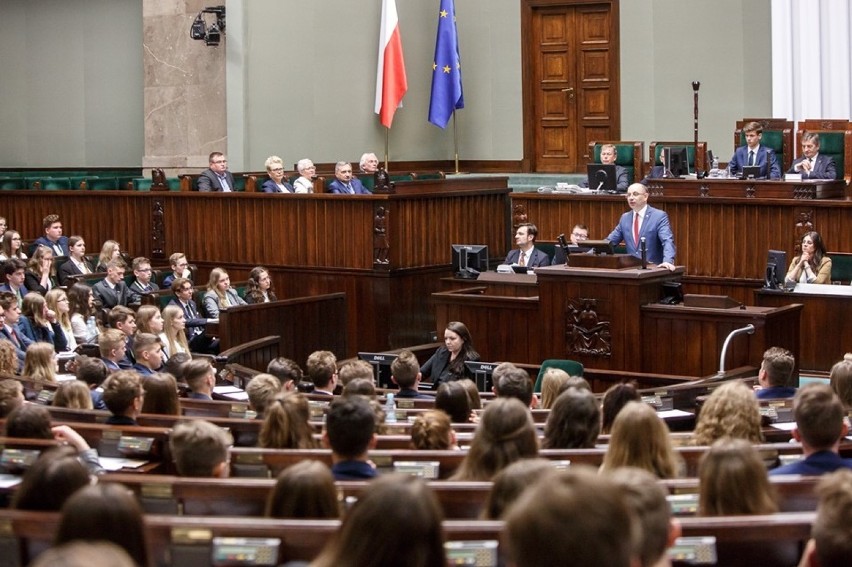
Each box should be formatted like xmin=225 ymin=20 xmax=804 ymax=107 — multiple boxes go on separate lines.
xmin=0 ymin=0 xmax=143 ymax=167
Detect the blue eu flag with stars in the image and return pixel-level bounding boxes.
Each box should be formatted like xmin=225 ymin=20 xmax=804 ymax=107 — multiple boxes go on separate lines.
xmin=428 ymin=0 xmax=464 ymax=129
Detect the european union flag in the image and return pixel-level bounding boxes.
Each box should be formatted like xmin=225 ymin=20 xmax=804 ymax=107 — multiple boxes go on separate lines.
xmin=428 ymin=0 xmax=464 ymax=129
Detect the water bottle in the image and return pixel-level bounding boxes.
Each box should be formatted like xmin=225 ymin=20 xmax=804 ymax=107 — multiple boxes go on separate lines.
xmin=384 ymin=393 xmax=397 ymax=424
xmin=709 ymin=156 xmax=721 ymax=177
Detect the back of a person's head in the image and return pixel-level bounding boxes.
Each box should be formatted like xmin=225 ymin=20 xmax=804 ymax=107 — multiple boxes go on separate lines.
xmin=259 ymin=392 xmax=316 ymax=449
xmin=29 ymin=541 xmax=136 ymax=567
xmin=246 ymin=373 xmax=281 ymax=414
xmin=493 ymin=366 xmax=533 ymax=406
xmin=434 ymin=380 xmax=471 ymax=423
xmin=607 ymin=467 xmax=676 ymax=567
xmin=504 ymin=467 xmax=637 ymax=567
xmin=5 ymin=403 xmax=52 ymax=439
xmin=311 ymin=474 xmax=446 ymax=567
xmin=457 ymin=378 xmax=482 ymax=409
xmin=141 ymin=372 xmax=181 ymax=415
xmin=163 ymin=351 xmax=192 ymax=383
xmin=0 ymin=341 xmax=17 ymax=376
xmin=698 ymin=438 xmax=777 ymax=517
xmin=53 ymin=380 xmax=94 ymax=410
xmin=183 ymin=358 xmax=213 ymax=392
xmin=810 ymin=469 xmax=852 ymax=567
xmin=454 ymin=397 xmax=538 ymax=481
xmin=543 ymin=388 xmax=601 ymax=449
xmin=0 ymin=378 xmax=24 ymax=418
xmin=482 ymin=458 xmax=558 ymax=520
xmin=12 ymin=446 xmax=90 ymax=511
xmin=101 ymin=370 xmax=142 ymax=416
xmin=794 ymin=383 xmax=845 ymax=450
xmin=337 ymin=359 xmax=374 ymax=386
xmin=601 ymin=382 xmax=640 ymax=434
xmin=829 ymin=358 xmax=852 ymax=409
xmin=169 ymin=419 xmax=230 ymax=477
xmin=410 ymin=410 xmax=454 ymax=450
xmin=540 ymin=368 xmax=570 ymax=409
xmin=56 ymin=483 xmax=148 ymax=567
xmin=306 ymin=350 xmax=337 ymax=389
xmin=325 ymin=395 xmax=375 ymax=459
xmin=265 ymin=460 xmax=339 ymax=519
xmin=342 ymin=378 xmax=376 ymax=399
xmin=692 ymin=380 xmax=763 ymax=446
xmin=266 ymin=357 xmax=303 ymax=385
xmin=762 ymin=346 xmax=795 ymax=387
xmin=603 ymin=401 xmax=678 ymax=479
xmin=391 ymin=350 xmax=420 ymax=389
xmin=75 ymin=356 xmax=108 ymax=388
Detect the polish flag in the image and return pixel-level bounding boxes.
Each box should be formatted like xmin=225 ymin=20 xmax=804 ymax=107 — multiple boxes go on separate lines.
xmin=375 ymin=0 xmax=408 ymax=128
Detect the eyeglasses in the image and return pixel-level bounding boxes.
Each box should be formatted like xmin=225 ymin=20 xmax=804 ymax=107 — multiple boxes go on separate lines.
xmin=572 ymin=232 xmax=588 ymax=239
xmin=270 ymin=167 xmax=285 ymax=173
xmin=137 ymin=268 xmax=152 ymax=272
xmin=180 ymin=286 xmax=193 ymax=292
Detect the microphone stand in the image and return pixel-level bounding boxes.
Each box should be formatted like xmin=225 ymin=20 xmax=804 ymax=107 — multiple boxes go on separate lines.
xmin=640 ymin=237 xmax=647 ymax=269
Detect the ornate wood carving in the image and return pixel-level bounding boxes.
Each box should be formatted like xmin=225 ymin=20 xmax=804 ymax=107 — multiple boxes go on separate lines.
xmin=151 ymin=198 xmax=165 ymax=259
xmin=373 ymin=205 xmax=390 ymax=267
xmin=565 ymin=297 xmax=611 ymax=357
xmin=512 ymin=203 xmax=529 ymax=229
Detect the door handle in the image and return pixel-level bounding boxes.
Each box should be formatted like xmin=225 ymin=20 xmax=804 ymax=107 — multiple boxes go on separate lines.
xmin=561 ymin=87 xmax=575 ymax=100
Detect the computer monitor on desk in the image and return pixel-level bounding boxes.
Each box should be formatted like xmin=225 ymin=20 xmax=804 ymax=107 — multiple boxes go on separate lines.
xmin=464 ymin=361 xmax=499 ymax=392
xmin=586 ymin=163 xmax=617 ymax=192
xmin=357 ymin=352 xmax=399 ymax=389
xmin=584 ymin=240 xmax=615 ymax=255
xmin=452 ymin=244 xmax=489 ymax=279
xmin=763 ymin=250 xmax=787 ymax=290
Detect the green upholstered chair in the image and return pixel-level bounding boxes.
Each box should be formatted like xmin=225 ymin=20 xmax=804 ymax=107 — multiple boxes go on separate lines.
xmin=829 ymin=252 xmax=852 ymax=284
xmin=533 ymin=359 xmax=584 ymax=394
xmin=587 ymin=141 xmax=644 ymax=184
xmin=38 ymin=177 xmax=74 ymax=190
xmin=734 ymin=119 xmax=794 ymax=173
xmin=83 ymin=177 xmax=120 ymax=190
xmin=649 ymin=141 xmax=708 ymax=174
xmin=0 ymin=177 xmax=27 ymax=190
xmin=795 ymin=119 xmax=852 ymax=184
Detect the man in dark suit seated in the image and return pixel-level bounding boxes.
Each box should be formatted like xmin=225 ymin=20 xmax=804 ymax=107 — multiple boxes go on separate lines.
xmin=728 ymin=121 xmax=781 ymax=179
xmin=92 ymin=260 xmax=130 ymax=311
xmin=101 ymin=370 xmax=144 ymax=425
xmin=755 ymin=346 xmax=796 ymax=399
xmin=32 ymin=213 xmax=69 ymax=256
xmin=306 ymin=350 xmax=338 ymax=396
xmin=0 ymin=259 xmax=28 ymax=308
xmin=788 ymin=131 xmax=837 ymax=180
xmin=184 ymin=358 xmax=216 ymax=400
xmin=324 ymin=396 xmax=378 ymax=481
xmin=0 ymin=291 xmax=32 ymax=368
xmin=327 ymin=161 xmax=371 ymax=194
xmin=391 ymin=350 xmax=433 ymax=399
xmin=585 ymin=143 xmax=628 ymax=192
xmin=197 ymin=151 xmax=235 ymax=192
xmin=606 ymin=184 xmax=676 ymax=271
xmin=797 ymin=468 xmax=852 ymax=567
xmin=168 ymin=277 xmax=218 ymax=354
xmin=127 ymin=257 xmax=159 ymax=306
xmin=504 ymin=223 xmax=550 ymax=268
xmin=769 ymin=384 xmax=852 ymax=476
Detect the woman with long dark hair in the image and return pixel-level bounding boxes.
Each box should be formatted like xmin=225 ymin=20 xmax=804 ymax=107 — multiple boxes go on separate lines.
xmin=420 ymin=321 xmax=479 ymax=386
xmin=785 ymin=231 xmax=831 ymax=284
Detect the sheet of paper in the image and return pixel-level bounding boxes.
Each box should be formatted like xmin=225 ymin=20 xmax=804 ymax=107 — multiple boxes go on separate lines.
xmin=657 ymin=409 xmax=693 ymax=418
xmin=99 ymin=457 xmax=149 ymax=471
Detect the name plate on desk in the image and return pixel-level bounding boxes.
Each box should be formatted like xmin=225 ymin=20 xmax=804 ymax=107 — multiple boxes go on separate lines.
xmin=793 ymin=283 xmax=852 ymax=296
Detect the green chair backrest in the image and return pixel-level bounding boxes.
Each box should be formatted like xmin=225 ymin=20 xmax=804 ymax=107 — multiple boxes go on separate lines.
xmin=40 ymin=177 xmax=73 ymax=190
xmin=591 ymin=144 xmax=636 ymax=183
xmin=815 ymin=132 xmax=845 ymax=180
xmin=739 ymin=130 xmax=786 ymax=171
xmin=533 ymin=359 xmax=584 ymax=393
xmin=536 ymin=242 xmax=556 ymax=264
xmin=829 ymin=253 xmax=852 ymax=283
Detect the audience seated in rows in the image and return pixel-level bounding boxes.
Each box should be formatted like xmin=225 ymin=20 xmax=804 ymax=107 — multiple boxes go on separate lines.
xmin=691 ymin=380 xmax=764 ymax=446
xmin=482 ymin=458 xmax=558 ymax=520
xmin=434 ymin=380 xmax=474 ymax=423
xmin=67 ymin=283 xmax=99 ymax=345
xmin=24 ymin=245 xmax=56 ymax=296
xmin=799 ymin=469 xmax=852 ymax=567
xmin=184 ymin=358 xmax=216 ymax=400
xmin=32 ymin=214 xmax=69 ymax=257
xmin=266 ymin=356 xmax=302 ymax=391
xmin=141 ymin=372 xmax=181 ymax=415
xmin=601 ymin=401 xmax=681 ymax=479
xmin=106 ymin=306 xmax=136 ymax=369
xmin=169 ymin=419 xmax=230 ymax=478
xmin=128 ymin=256 xmax=158 ymax=305
xmin=342 ymin=378 xmax=377 ymax=399
xmin=11 ymin=446 xmax=91 ymax=512
xmin=102 ymin=370 xmax=143 ymax=425
xmin=336 ymin=359 xmax=373 ymax=390
xmin=699 ymin=438 xmax=778 ymax=515
xmin=259 ymin=392 xmax=317 ymax=450
xmin=539 ymin=367 xmax=570 ymax=409
xmin=31 ymin=542 xmax=135 ymax=567
xmin=492 ymin=362 xmax=536 ymax=408
xmin=131 ymin=332 xmax=163 ymax=376
xmin=1 ymin=258 xmax=28 ymax=305
xmin=75 ymin=355 xmax=108 ymax=409
xmin=57 ymin=236 xmax=93 ymax=286
xmin=542 ymin=387 xmax=601 ymax=449
xmin=829 ymin=353 xmax=852 ymax=409
xmin=391 ymin=349 xmax=432 ymax=399
xmin=20 ymin=292 xmax=67 ymax=352
xmin=0 ymin=343 xmax=16 ymax=376
xmin=410 ymin=409 xmax=458 ymax=451
xmin=246 ymin=373 xmax=282 ymax=418
xmin=46 ymin=288 xmax=76 ymax=351
xmin=202 ymin=267 xmax=245 ymax=319
xmin=323 ymin=395 xmax=377 ymax=481
xmin=0 ymin=378 xmax=24 ymax=417
xmin=162 ymin=252 xmax=191 ymax=289
xmin=265 ymin=460 xmax=339 ymax=519
xmin=23 ymin=342 xmax=57 ymax=384
xmin=600 ymin=382 xmax=640 ymax=434
xmin=307 ymin=350 xmax=337 ymax=396
xmin=755 ymin=346 xmax=796 ymax=399
xmin=92 ymin=260 xmax=129 ymax=311
xmin=53 ymin=380 xmax=93 ymax=410
xmin=244 ymin=266 xmax=277 ymax=304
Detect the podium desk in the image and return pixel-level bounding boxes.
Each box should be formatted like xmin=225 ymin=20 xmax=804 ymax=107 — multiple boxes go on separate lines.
xmin=643 ymin=177 xmax=846 ymax=200
xmin=756 ymin=286 xmax=852 ymax=372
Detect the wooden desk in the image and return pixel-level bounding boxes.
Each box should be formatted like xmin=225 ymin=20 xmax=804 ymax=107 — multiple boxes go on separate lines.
xmin=441 ymin=272 xmax=538 ymax=297
xmin=644 ymin=177 xmax=846 ymax=200
xmin=755 ymin=287 xmax=851 ymax=372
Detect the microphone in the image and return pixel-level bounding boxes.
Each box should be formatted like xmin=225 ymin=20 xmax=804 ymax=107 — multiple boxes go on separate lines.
xmin=640 ymin=237 xmax=647 ymax=269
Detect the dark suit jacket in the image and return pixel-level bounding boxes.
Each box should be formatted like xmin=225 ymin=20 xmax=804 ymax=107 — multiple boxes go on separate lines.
xmin=769 ymin=450 xmax=852 ymax=476
xmin=128 ymin=279 xmax=159 ymax=306
xmin=728 ymin=144 xmax=781 ymax=179
xmin=396 ymin=388 xmax=434 ymax=399
xmin=787 ymin=154 xmax=837 ymax=180
xmin=504 ymin=247 xmax=551 ymax=268
xmin=32 ymin=236 xmax=69 ymax=256
xmin=92 ymin=279 xmax=130 ymax=310
xmin=197 ymin=168 xmax=236 ymax=192
xmin=57 ymin=258 xmax=95 ymax=287
xmin=331 ymin=460 xmax=378 ymax=481
xmin=17 ymin=315 xmax=68 ymax=352
xmin=0 ymin=283 xmax=28 ymax=299
xmin=1 ymin=324 xmax=32 ymax=366
xmin=606 ymin=205 xmax=676 ymax=265
xmin=420 ymin=346 xmax=479 ymax=386
xmin=327 ymin=178 xmax=371 ymax=194
xmin=23 ymin=272 xmax=57 ymax=296
xmin=261 ymin=178 xmax=296 ymax=193
xmin=167 ymin=298 xmax=207 ymax=337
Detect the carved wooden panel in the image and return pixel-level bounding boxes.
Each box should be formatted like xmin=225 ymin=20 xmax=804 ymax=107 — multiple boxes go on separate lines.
xmin=565 ymin=297 xmax=611 ymax=357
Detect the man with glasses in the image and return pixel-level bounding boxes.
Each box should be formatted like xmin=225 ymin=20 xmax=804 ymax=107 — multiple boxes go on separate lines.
xmin=197 ymin=151 xmax=235 ymax=192
xmin=128 ymin=257 xmax=159 ymax=306
xmin=168 ymin=277 xmax=219 ymax=354
xmin=162 ymin=252 xmax=191 ymax=289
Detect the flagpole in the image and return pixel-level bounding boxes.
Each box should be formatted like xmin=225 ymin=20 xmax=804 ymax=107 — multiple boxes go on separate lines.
xmin=384 ymin=127 xmax=390 ymax=171
xmin=452 ymin=111 xmax=459 ymax=174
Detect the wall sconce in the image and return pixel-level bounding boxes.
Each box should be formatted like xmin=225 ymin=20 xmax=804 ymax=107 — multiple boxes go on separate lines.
xmin=190 ymin=6 xmax=226 ymax=47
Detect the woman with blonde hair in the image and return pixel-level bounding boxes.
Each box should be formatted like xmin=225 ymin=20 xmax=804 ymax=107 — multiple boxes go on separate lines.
xmin=410 ymin=410 xmax=458 ymax=450
xmin=601 ymin=401 xmax=681 ymax=479
xmin=25 ymin=245 xmax=56 ymax=295
xmin=161 ymin=305 xmax=190 ymax=358
xmin=258 ymin=392 xmax=317 ymax=449
xmin=23 ymin=342 xmax=58 ymax=384
xmin=451 ymin=397 xmax=538 ymax=481
xmin=692 ymin=380 xmax=764 ymax=446
xmin=95 ymin=240 xmax=121 ymax=272
xmin=45 ymin=289 xmax=77 ymax=352
xmin=20 ymin=292 xmax=67 ymax=352
xmin=698 ymin=438 xmax=778 ymax=516
xmin=0 ymin=342 xmax=17 ymax=376
xmin=53 ymin=380 xmax=94 ymax=410
xmin=829 ymin=355 xmax=852 ymax=410
xmin=202 ymin=267 xmax=246 ymax=318
xmin=540 ymin=367 xmax=570 ymax=410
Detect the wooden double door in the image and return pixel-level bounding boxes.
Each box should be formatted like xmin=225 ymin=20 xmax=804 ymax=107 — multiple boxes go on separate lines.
xmin=522 ymin=0 xmax=620 ymax=172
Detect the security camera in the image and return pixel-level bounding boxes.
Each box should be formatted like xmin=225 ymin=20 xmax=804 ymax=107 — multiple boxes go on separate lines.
xmin=205 ymin=23 xmax=221 ymax=47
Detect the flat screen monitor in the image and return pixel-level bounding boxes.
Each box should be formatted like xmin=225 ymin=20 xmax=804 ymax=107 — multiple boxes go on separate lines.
xmin=662 ymin=146 xmax=689 ymax=177
xmin=464 ymin=361 xmax=499 ymax=392
xmin=741 ymin=165 xmax=761 ymax=179
xmin=452 ymin=244 xmax=489 ymax=279
xmin=583 ymin=239 xmax=614 ymax=255
xmin=586 ymin=163 xmax=617 ymax=192
xmin=764 ymin=249 xmax=787 ymax=290
xmin=357 ymin=352 xmax=399 ymax=389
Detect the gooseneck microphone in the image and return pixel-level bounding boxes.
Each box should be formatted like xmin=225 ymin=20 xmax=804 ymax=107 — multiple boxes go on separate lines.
xmin=640 ymin=237 xmax=647 ymax=269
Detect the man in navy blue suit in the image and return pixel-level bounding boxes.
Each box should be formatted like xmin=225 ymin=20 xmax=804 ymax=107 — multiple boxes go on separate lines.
xmin=788 ymin=131 xmax=838 ymax=180
xmin=606 ymin=184 xmax=676 ymax=270
xmin=728 ymin=121 xmax=781 ymax=179
xmin=327 ymin=162 xmax=371 ymax=194
xmin=770 ymin=384 xmax=852 ymax=476
xmin=504 ymin=223 xmax=551 ymax=268
xmin=32 ymin=214 xmax=69 ymax=256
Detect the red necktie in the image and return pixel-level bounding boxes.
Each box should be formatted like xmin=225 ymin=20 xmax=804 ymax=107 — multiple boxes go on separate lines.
xmin=633 ymin=212 xmax=640 ymax=245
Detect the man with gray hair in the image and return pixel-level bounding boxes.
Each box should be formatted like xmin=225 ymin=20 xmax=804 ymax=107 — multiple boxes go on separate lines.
xmin=359 ymin=152 xmax=379 ymax=173
xmin=293 ymin=158 xmax=316 ymax=193
xmin=788 ymin=131 xmax=837 ymax=179
xmin=328 ymin=161 xmax=371 ymax=194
